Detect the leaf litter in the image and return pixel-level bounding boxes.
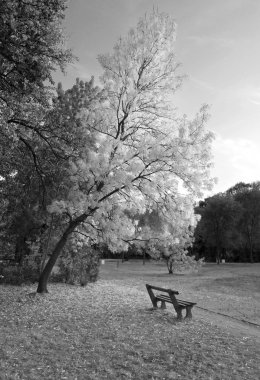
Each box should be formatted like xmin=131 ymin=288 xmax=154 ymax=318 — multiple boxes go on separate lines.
xmin=0 ymin=275 xmax=259 ymax=379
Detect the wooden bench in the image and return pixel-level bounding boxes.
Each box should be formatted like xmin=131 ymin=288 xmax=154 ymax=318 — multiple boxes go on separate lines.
xmin=146 ymin=284 xmax=196 ymax=320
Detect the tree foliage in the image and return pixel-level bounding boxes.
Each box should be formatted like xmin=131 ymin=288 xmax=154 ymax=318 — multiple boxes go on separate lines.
xmin=0 ymin=0 xmax=71 ymax=100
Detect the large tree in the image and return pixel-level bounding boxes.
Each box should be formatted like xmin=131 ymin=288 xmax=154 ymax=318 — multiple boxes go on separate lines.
xmin=36 ymin=11 xmax=214 ymax=293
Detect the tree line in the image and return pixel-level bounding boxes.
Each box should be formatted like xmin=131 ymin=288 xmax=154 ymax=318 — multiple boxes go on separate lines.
xmin=194 ymin=182 xmax=260 ymax=263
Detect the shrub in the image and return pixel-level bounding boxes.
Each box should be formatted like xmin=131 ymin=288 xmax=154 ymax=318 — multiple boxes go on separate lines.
xmin=0 ymin=265 xmax=24 ymax=285
xmin=0 ymin=250 xmax=42 ymax=285
xmin=58 ymin=244 xmax=100 ymax=286
xmin=0 ymin=265 xmax=40 ymax=285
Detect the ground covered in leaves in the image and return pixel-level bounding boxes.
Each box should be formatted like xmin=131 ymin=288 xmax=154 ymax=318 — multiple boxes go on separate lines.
xmin=0 ymin=262 xmax=259 ymax=379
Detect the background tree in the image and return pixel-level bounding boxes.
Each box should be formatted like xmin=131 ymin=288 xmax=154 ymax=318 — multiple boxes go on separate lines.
xmin=36 ymin=10 xmax=214 ymax=293
xmin=195 ymin=194 xmax=241 ymax=263
xmin=227 ymin=182 xmax=260 ymax=262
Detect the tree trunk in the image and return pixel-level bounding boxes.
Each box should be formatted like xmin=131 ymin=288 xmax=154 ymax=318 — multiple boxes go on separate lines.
xmin=167 ymin=258 xmax=173 ymax=274
xmin=40 ymin=216 xmax=54 ymax=273
xmin=37 ymin=213 xmax=88 ymax=293
xmin=15 ymin=236 xmax=29 ymax=266
xmin=249 ymin=239 xmax=253 ymax=263
xmin=37 ymin=226 xmax=71 ymax=293
xmin=216 ymin=247 xmax=220 ymax=264
xmin=247 ymin=225 xmax=254 ymax=263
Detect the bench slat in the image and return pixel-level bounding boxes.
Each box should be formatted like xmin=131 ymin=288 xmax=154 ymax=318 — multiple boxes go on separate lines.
xmin=157 ymin=298 xmax=195 ymax=307
xmin=156 ymin=294 xmax=196 ymax=306
xmin=178 ymin=300 xmax=196 ymax=306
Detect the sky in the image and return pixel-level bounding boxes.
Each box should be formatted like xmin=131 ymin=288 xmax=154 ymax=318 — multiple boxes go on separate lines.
xmin=55 ymin=0 xmax=260 ymax=196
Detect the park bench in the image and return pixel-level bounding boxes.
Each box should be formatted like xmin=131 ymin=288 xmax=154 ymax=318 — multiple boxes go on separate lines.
xmin=146 ymin=284 xmax=196 ymax=320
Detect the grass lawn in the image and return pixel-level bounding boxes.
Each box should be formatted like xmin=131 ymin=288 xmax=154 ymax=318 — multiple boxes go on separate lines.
xmin=0 ymin=262 xmax=259 ymax=379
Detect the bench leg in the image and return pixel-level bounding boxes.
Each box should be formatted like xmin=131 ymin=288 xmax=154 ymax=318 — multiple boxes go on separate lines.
xmin=176 ymin=308 xmax=183 ymax=320
xmin=161 ymin=300 xmax=166 ymax=309
xmin=150 ymin=299 xmax=159 ymax=309
xmin=185 ymin=306 xmax=193 ymax=319
xmin=146 ymin=285 xmax=158 ymax=309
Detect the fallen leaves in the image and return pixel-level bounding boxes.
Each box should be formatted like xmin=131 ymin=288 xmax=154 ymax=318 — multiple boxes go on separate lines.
xmin=0 ymin=268 xmax=259 ymax=379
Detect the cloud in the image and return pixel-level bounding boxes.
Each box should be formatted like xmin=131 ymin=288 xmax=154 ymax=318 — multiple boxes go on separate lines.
xmin=249 ymin=99 xmax=260 ymax=106
xmin=190 ymin=80 xmax=260 ymax=108
xmin=246 ymin=87 xmax=260 ymax=106
xmin=190 ymin=77 xmax=216 ymax=92
xmin=211 ymin=135 xmax=260 ymax=193
xmin=221 ymin=85 xmax=260 ymax=106
xmin=187 ymin=35 xmax=234 ymax=49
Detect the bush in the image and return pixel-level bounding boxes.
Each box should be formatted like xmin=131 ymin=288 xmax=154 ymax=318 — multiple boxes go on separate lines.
xmin=57 ymin=244 xmax=100 ymax=286
xmin=0 ymin=263 xmax=40 ymax=285
xmin=0 ymin=242 xmax=101 ymax=286
xmin=0 ymin=251 xmax=42 ymax=285
xmin=0 ymin=265 xmax=23 ymax=285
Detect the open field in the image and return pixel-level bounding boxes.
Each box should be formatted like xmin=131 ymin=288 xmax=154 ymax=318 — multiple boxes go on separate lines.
xmin=0 ymin=262 xmax=259 ymax=379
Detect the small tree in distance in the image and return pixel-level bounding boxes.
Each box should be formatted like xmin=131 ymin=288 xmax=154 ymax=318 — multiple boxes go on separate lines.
xmin=131 ymin=209 xmax=203 ymax=273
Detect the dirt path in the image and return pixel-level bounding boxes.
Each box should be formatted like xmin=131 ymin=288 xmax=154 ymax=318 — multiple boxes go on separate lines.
xmin=195 ymin=307 xmax=260 ymax=343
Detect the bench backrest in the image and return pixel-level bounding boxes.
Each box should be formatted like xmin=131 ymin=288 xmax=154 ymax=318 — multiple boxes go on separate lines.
xmin=146 ymin=284 xmax=179 ymax=294
xmin=146 ymin=284 xmax=179 ymax=308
